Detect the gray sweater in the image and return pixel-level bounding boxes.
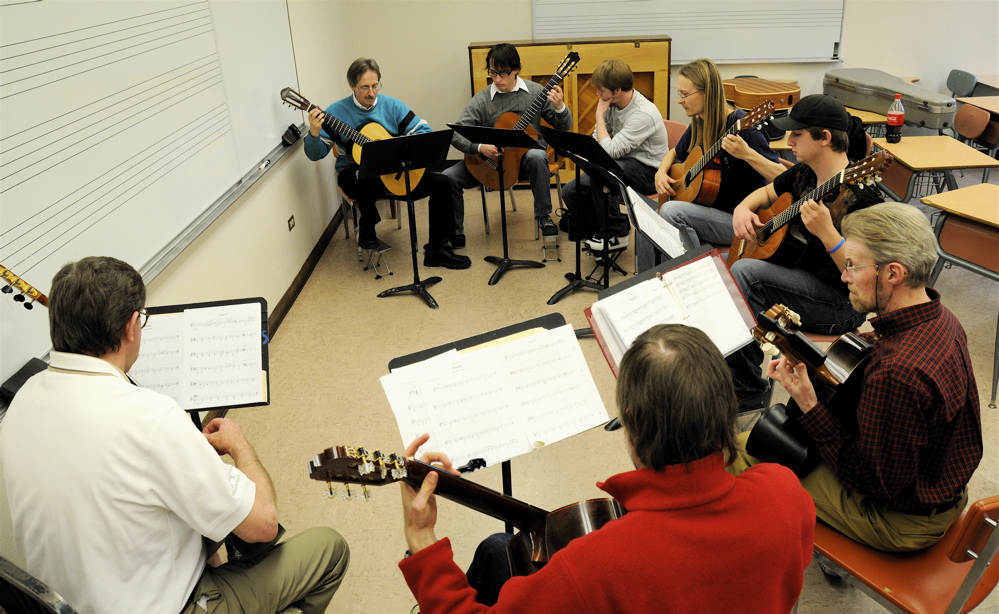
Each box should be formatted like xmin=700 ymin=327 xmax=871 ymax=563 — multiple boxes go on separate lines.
xmin=451 ymin=78 xmax=573 ymax=154
xmin=597 ymin=90 xmax=668 ymax=169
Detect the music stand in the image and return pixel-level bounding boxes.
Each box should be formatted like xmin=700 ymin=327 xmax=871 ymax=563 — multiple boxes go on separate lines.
xmin=360 ymin=130 xmax=453 ymax=309
xmin=537 ymin=126 xmax=630 ymax=298
xmin=447 ymin=124 xmax=546 ymax=285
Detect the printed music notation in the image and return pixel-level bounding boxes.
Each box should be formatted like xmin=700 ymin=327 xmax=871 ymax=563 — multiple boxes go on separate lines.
xmin=380 ymin=325 xmax=608 ymax=469
xmin=128 ymin=301 xmax=266 ymax=410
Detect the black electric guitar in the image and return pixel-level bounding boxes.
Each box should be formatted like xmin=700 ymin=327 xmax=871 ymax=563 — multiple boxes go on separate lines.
xmin=464 ymin=52 xmax=580 ymax=191
xmin=745 ymin=304 xmax=872 ymax=477
xmin=280 ymin=87 xmax=423 ymax=196
xmin=665 ymin=100 xmax=775 ymax=206
xmin=308 ymin=445 xmax=623 ymax=575
xmin=727 ymin=150 xmax=892 ymax=268
xmin=1 ymin=264 xmax=48 ymax=309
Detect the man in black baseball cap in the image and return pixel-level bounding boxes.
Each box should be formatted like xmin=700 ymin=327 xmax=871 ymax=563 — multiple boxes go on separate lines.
xmin=724 ymin=93 xmax=885 ymax=410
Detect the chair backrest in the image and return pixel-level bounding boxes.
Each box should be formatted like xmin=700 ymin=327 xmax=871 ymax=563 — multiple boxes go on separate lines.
xmin=663 ymin=119 xmax=688 ymax=151
xmin=0 ymin=556 xmax=78 ymax=614
xmin=947 ymin=69 xmax=978 ymax=98
xmin=953 ymin=104 xmax=991 ymax=141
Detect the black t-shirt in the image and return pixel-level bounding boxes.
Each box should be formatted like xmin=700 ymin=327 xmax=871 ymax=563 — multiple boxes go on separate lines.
xmin=771 ymin=162 xmax=885 ymax=290
xmin=674 ymin=110 xmax=780 ymax=214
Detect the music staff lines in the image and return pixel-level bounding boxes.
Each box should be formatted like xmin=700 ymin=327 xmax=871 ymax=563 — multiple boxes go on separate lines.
xmin=2 ymin=126 xmax=231 ymax=273
xmin=187 ymin=346 xmax=255 ymax=360
xmin=187 ymin=316 xmax=257 ymax=330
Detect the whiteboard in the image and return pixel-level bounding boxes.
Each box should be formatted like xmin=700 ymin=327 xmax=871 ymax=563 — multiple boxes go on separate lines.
xmin=0 ymin=0 xmax=300 ymax=383
xmin=533 ymin=0 xmax=845 ymax=64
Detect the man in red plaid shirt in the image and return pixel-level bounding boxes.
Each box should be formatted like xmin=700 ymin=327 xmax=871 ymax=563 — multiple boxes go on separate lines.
xmin=732 ymin=202 xmax=982 ymax=552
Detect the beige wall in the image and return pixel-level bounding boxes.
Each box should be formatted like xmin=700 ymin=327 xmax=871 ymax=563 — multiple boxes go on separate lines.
xmin=2 ymin=0 xmax=996 ymax=564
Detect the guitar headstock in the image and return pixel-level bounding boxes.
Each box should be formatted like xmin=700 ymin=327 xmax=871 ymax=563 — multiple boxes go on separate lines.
xmin=753 ymin=304 xmax=802 ymax=357
xmin=280 ymin=87 xmax=312 ymax=112
xmin=553 ymin=52 xmax=581 ymax=81
xmin=741 ymin=100 xmax=777 ymax=130
xmin=1 ymin=264 xmax=48 ymax=309
xmin=309 ymin=445 xmax=409 ymax=487
xmin=844 ymin=150 xmax=893 ymax=188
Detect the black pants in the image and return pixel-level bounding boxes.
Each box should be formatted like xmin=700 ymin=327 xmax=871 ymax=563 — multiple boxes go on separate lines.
xmin=465 ymin=532 xmax=515 ymax=606
xmin=337 ymin=169 xmax=455 ymax=247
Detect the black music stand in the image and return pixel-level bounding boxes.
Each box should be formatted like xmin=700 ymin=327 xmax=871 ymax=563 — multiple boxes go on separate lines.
xmin=361 ymin=130 xmax=453 ymax=309
xmin=447 ymin=124 xmax=546 ymax=285
xmin=537 ymin=126 xmax=630 ymax=298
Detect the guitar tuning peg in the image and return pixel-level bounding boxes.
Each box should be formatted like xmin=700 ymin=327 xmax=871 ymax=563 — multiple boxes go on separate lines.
xmin=362 ymin=484 xmax=371 ymax=502
xmin=760 ymin=342 xmax=779 ymax=356
xmin=323 ymin=481 xmax=336 ymax=500
xmin=342 ymin=484 xmax=353 ymax=501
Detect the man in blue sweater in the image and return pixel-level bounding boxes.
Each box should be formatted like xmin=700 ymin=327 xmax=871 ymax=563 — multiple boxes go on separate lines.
xmin=304 ymin=58 xmax=469 ymax=269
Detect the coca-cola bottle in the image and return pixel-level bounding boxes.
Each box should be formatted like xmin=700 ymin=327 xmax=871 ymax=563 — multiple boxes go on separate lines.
xmin=886 ymin=93 xmax=904 ymax=143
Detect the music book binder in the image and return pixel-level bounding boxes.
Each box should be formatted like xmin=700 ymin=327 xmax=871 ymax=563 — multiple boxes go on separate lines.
xmin=584 ymin=245 xmax=755 ymax=376
xmin=381 ymin=314 xmax=609 ymax=470
xmin=128 ymin=297 xmax=269 ymax=412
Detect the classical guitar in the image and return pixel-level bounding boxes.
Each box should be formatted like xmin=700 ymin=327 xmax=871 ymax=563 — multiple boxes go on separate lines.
xmin=464 ymin=52 xmax=580 ymax=191
xmin=1 ymin=264 xmax=48 ymax=309
xmin=309 ymin=444 xmax=624 ymax=575
xmin=280 ymin=87 xmax=423 ymax=197
xmin=722 ymin=78 xmax=800 ymax=110
xmin=744 ymin=304 xmax=872 ymax=477
xmin=665 ymin=101 xmax=775 ymax=207
xmin=727 ymin=150 xmax=892 ymax=269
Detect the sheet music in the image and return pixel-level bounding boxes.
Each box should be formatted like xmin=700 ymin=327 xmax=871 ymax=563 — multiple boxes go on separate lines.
xmin=129 ymin=301 xmax=266 ymax=410
xmin=591 ymin=277 xmax=684 ymax=364
xmin=626 ymin=186 xmax=686 ymax=258
xmin=381 ymin=325 xmax=608 ymax=468
xmin=663 ymin=256 xmax=753 ymax=356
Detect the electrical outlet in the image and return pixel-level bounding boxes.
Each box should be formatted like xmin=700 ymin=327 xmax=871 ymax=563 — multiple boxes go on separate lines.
xmin=287 ymin=216 xmax=295 ymax=231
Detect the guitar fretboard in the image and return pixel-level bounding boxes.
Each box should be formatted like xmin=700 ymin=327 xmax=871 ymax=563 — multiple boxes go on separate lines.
xmin=306 ymin=102 xmax=369 ymax=146
xmin=512 ymin=71 xmax=568 ymax=132
xmin=757 ymin=171 xmax=846 ymax=241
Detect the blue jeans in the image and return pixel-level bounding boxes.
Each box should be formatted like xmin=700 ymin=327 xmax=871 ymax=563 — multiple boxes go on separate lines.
xmin=560 ymin=157 xmax=657 ymax=242
xmin=443 ymin=149 xmax=553 ymax=235
xmin=726 ymin=259 xmax=867 ymax=396
xmin=635 ymin=200 xmax=736 ymax=272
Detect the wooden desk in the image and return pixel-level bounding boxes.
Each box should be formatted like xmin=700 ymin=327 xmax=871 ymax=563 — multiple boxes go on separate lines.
xmin=974 ymin=75 xmax=999 ymax=96
xmin=921 ymin=182 xmax=999 ymax=407
xmin=845 ymin=107 xmax=887 ymax=125
xmin=872 ymin=135 xmax=999 ymax=200
xmin=958 ymin=96 xmax=999 ymax=115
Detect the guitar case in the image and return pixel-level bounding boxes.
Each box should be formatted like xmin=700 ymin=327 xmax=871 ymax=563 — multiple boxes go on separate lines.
xmin=746 ymin=403 xmax=821 ymax=478
xmin=823 ymin=68 xmax=956 ymax=130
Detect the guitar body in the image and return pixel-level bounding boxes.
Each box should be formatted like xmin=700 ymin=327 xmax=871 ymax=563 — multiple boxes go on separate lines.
xmin=723 ymin=78 xmax=800 ymax=110
xmin=726 ymin=193 xmax=807 ymax=268
xmin=666 ymin=145 xmax=722 ymax=206
xmin=350 ymin=122 xmax=425 ymax=197
xmin=464 ymin=114 xmax=540 ymax=191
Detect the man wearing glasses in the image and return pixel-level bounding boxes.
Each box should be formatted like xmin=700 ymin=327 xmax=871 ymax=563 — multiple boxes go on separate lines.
xmin=304 ymin=58 xmax=470 ymax=270
xmin=0 ymin=256 xmax=350 ymax=612
xmin=443 ymin=43 xmax=572 ymax=247
xmin=729 ymin=203 xmax=982 ymax=554
xmin=725 ymin=94 xmax=884 ymax=409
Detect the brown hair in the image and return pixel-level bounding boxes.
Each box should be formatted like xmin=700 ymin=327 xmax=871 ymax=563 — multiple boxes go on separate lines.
xmin=678 ymin=59 xmax=731 ymax=152
xmin=591 ymin=59 xmax=633 ymax=92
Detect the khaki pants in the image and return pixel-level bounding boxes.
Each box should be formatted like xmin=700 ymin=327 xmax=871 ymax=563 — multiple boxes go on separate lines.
xmin=181 ymin=527 xmax=350 ymax=614
xmin=729 ymin=431 xmax=966 ymax=552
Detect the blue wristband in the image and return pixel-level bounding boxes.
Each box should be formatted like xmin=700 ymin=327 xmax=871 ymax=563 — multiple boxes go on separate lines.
xmin=827 ymin=237 xmax=845 ymax=253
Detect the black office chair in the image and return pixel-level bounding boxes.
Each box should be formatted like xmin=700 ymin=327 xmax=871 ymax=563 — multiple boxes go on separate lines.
xmin=0 ymin=555 xmax=77 ymax=614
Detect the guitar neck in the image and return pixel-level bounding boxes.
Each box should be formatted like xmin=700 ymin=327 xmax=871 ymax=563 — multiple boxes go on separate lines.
xmin=404 ymin=459 xmax=549 ymax=532
xmin=761 ymin=171 xmax=846 ymax=238
xmin=512 ymin=73 xmax=565 ymax=132
xmin=309 ymin=103 xmax=367 ymax=145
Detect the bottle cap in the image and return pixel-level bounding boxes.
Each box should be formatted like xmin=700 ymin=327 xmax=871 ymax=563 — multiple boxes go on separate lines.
xmin=894 ymin=93 xmax=902 ymax=98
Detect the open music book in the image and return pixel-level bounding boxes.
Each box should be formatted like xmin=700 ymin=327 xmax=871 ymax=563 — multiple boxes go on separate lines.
xmin=625 ymin=186 xmax=687 ymax=259
xmin=128 ymin=298 xmax=269 ymax=412
xmin=585 ymin=248 xmax=755 ymax=376
xmin=380 ymin=323 xmax=609 ymax=469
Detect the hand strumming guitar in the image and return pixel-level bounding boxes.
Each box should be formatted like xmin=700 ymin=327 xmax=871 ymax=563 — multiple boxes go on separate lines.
xmin=766 ymin=355 xmax=819 ymax=413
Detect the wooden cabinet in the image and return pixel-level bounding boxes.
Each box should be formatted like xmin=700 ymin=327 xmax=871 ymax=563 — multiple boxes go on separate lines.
xmin=468 ymin=37 xmax=671 ymax=180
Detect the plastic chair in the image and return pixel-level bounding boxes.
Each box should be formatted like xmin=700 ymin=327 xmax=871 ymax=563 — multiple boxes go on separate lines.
xmin=947 ymin=70 xmax=979 ymax=98
xmin=812 ymin=495 xmax=999 ymax=614
xmin=664 ymin=119 xmax=688 ymax=151
xmin=0 ymin=555 xmax=78 ymax=614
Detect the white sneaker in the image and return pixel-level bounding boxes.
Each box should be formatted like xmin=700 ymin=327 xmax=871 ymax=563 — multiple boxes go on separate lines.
xmin=585 ymin=234 xmax=629 ymax=251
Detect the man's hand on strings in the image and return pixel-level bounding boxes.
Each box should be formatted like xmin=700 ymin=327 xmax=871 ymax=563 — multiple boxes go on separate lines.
xmin=478 ymin=144 xmax=501 ymax=160
xmin=800 ymin=199 xmax=838 ymax=245
xmin=766 ymin=356 xmax=819 ymax=413
xmin=548 ymin=84 xmax=566 ymax=112
xmin=307 ymin=108 xmax=324 ymax=138
xmin=732 ymin=204 xmax=764 ymax=243
xmin=400 ymin=434 xmax=457 ymax=555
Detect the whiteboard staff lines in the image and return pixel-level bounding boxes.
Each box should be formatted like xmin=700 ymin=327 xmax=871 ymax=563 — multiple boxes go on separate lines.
xmin=1 ymin=104 xmax=227 ymax=253
xmin=1 ymin=54 xmax=218 ymax=144
xmin=0 ymin=28 xmax=216 ymax=100
xmin=0 ymin=9 xmax=210 ymax=64
xmin=0 ymin=1 xmax=206 ymax=50
xmin=0 ymin=71 xmax=224 ymax=182
xmin=5 ymin=123 xmax=231 ymax=273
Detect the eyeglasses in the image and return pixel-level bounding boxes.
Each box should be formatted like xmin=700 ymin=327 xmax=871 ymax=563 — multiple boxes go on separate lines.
xmin=487 ymin=69 xmax=512 ymax=78
xmin=355 ymin=83 xmax=381 ymax=93
xmin=677 ymin=90 xmax=701 ymax=102
xmin=843 ymin=262 xmax=880 ymax=275
xmin=138 ymin=309 xmax=149 ymax=329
